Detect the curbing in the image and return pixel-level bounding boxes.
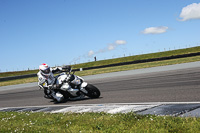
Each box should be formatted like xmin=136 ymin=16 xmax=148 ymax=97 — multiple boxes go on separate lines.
xmin=1 ymin=103 xmax=200 ymax=117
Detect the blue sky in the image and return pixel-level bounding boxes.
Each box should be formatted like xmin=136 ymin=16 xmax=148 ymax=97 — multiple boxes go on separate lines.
xmin=0 ymin=0 xmax=200 ymax=72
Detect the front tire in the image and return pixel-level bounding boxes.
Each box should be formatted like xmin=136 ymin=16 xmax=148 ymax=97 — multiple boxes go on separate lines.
xmin=85 ymin=84 xmax=100 ymax=98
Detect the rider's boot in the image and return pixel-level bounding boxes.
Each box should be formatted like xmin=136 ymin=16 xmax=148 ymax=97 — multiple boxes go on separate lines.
xmin=44 ymin=95 xmax=52 ymax=99
xmin=44 ymin=89 xmax=53 ymax=99
xmin=50 ymin=90 xmax=64 ymax=102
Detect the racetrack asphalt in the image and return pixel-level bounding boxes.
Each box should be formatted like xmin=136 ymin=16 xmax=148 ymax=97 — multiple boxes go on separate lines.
xmin=1 ymin=61 xmax=200 ymax=116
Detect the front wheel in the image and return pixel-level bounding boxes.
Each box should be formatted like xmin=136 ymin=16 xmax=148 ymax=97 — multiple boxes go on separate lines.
xmin=85 ymin=84 xmax=100 ymax=98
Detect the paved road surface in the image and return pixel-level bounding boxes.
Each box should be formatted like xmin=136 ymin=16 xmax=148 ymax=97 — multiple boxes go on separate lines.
xmin=0 ymin=61 xmax=200 ymax=109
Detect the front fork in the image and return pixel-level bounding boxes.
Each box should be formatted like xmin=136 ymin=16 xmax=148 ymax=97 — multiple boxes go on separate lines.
xmin=80 ymin=82 xmax=88 ymax=94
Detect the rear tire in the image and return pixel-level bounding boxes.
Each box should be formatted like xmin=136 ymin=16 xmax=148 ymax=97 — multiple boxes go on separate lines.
xmin=85 ymin=84 xmax=100 ymax=98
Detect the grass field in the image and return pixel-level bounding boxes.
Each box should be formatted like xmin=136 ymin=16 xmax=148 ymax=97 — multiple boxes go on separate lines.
xmin=1 ymin=112 xmax=200 ymax=132
xmin=1 ymin=54 xmax=200 ymax=87
xmin=1 ymin=46 xmax=200 ymax=78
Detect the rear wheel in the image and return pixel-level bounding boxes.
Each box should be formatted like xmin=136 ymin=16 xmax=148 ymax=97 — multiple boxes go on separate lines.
xmin=85 ymin=84 xmax=100 ymax=98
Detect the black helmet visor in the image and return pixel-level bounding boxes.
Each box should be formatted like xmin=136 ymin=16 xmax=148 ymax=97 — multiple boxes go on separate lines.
xmin=42 ymin=67 xmax=50 ymax=74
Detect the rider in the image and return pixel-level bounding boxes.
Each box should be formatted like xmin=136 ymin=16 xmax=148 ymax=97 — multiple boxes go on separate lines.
xmin=37 ymin=63 xmax=87 ymax=101
xmin=37 ymin=63 xmax=63 ymax=99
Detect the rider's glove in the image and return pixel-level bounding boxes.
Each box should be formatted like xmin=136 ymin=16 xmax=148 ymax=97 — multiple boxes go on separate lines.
xmin=38 ymin=84 xmax=44 ymax=90
xmin=48 ymin=85 xmax=53 ymax=89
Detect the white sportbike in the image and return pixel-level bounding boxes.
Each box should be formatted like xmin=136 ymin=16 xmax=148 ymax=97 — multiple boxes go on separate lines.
xmin=42 ymin=70 xmax=101 ymax=103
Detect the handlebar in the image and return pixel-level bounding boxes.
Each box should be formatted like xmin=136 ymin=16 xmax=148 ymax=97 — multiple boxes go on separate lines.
xmin=61 ymin=70 xmax=75 ymax=75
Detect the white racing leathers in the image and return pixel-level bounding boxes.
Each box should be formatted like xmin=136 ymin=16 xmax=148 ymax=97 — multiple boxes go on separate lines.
xmin=37 ymin=68 xmax=64 ymax=102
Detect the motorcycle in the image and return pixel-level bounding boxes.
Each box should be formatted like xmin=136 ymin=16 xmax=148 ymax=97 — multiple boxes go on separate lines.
xmin=41 ymin=70 xmax=101 ymax=103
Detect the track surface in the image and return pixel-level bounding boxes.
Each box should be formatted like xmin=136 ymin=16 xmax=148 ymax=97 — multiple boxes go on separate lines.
xmin=1 ymin=62 xmax=200 ymax=108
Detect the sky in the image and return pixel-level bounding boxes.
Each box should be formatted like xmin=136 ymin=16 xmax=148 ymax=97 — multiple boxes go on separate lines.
xmin=0 ymin=0 xmax=200 ymax=72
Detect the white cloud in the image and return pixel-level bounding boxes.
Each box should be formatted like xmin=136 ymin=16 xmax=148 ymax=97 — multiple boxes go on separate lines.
xmin=108 ymin=44 xmax=115 ymax=50
xmin=88 ymin=40 xmax=127 ymax=57
xmin=70 ymin=40 xmax=127 ymax=63
xmin=108 ymin=41 xmax=126 ymax=51
xmin=88 ymin=50 xmax=94 ymax=57
xmin=142 ymin=26 xmax=168 ymax=34
xmin=179 ymin=3 xmax=200 ymax=21
xmin=115 ymin=40 xmax=126 ymax=45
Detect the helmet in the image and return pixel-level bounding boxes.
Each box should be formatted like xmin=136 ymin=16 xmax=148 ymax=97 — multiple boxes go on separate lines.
xmin=62 ymin=65 xmax=72 ymax=72
xmin=39 ymin=63 xmax=51 ymax=76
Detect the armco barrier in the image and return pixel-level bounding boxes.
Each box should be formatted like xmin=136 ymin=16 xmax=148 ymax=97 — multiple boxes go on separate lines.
xmin=0 ymin=74 xmax=37 ymax=82
xmin=1 ymin=52 xmax=200 ymax=82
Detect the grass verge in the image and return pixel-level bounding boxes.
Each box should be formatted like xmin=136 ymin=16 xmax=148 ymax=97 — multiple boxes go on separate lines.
xmin=1 ymin=55 xmax=200 ymax=87
xmin=0 ymin=112 xmax=200 ymax=132
xmin=1 ymin=46 xmax=200 ymax=78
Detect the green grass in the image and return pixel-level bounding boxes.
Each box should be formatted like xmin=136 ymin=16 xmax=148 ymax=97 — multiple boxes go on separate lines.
xmin=1 ymin=46 xmax=200 ymax=87
xmin=72 ymin=46 xmax=200 ymax=69
xmin=0 ymin=112 xmax=200 ymax=132
xmin=1 ymin=55 xmax=200 ymax=87
xmin=0 ymin=70 xmax=38 ymax=78
xmin=75 ymin=55 xmax=200 ymax=77
xmin=1 ymin=46 xmax=200 ymax=78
